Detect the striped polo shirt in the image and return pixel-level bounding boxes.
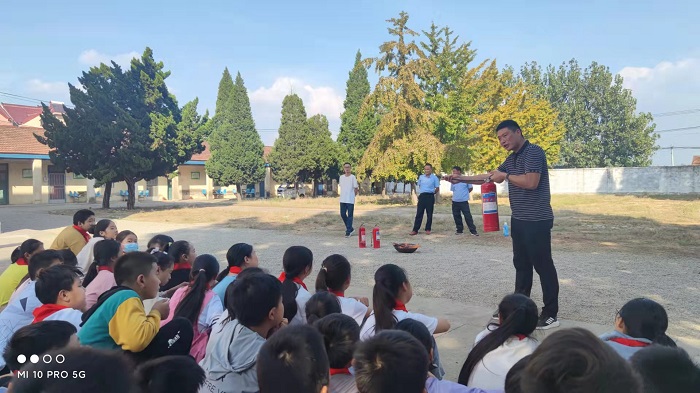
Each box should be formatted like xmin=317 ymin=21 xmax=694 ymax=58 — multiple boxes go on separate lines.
xmin=498 ymin=140 xmax=554 ymax=221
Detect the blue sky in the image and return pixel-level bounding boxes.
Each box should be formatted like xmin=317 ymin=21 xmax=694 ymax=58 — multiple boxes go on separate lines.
xmin=1 ymin=0 xmax=699 ymax=165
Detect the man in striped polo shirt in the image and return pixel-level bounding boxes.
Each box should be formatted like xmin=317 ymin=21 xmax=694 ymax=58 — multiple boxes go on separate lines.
xmin=446 ymin=120 xmax=560 ymax=330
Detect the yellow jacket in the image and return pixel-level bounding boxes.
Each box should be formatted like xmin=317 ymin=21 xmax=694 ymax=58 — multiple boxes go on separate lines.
xmin=50 ymin=226 xmax=89 ymax=256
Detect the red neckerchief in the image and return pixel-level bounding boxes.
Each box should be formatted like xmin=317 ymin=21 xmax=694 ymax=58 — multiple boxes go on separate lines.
xmin=394 ymin=300 xmax=408 ymax=312
xmin=15 ymin=257 xmax=28 ymax=266
xmin=229 ymin=266 xmax=242 ymax=275
xmin=515 ymin=334 xmax=527 ymax=340
xmin=278 ymin=272 xmax=308 ymax=290
xmin=330 ymin=290 xmax=344 ymax=297
xmin=32 ymin=304 xmax=69 ymax=323
xmin=98 ymin=266 xmax=113 ymax=272
xmin=73 ymin=225 xmax=91 ymax=243
xmin=609 ymin=337 xmax=651 ymax=348
xmin=173 ymin=262 xmax=192 ymax=271
xmin=330 ymin=368 xmax=351 ymax=376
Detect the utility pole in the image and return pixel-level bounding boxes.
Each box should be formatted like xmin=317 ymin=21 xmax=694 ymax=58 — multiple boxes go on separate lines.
xmin=671 ymin=146 xmax=674 ymax=166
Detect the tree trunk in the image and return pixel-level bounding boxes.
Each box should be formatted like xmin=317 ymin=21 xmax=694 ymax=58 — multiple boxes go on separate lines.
xmin=102 ymin=182 xmax=112 ymax=209
xmin=312 ymin=179 xmax=317 ymax=197
xmin=410 ymin=182 xmax=418 ymax=205
xmin=236 ymin=184 xmax=242 ymax=201
xmin=126 ymin=178 xmax=136 ymax=210
xmin=381 ymin=181 xmax=386 ymax=197
xmin=392 ymin=181 xmax=398 ymax=194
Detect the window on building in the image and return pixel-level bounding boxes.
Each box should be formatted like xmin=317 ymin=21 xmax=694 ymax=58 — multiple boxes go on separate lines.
xmin=191 ymin=172 xmax=200 ymax=179
xmin=22 ymin=169 xmax=32 ymax=178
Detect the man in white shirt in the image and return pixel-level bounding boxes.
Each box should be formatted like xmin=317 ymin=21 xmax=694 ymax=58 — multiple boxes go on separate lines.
xmin=339 ymin=162 xmax=360 ymax=238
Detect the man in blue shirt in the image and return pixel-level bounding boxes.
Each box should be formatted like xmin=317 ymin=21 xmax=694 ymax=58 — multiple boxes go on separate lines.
xmin=450 ymin=166 xmax=478 ymax=236
xmin=410 ymin=164 xmax=440 ymax=235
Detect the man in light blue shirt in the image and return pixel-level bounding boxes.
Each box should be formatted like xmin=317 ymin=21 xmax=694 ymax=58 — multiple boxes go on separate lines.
xmin=410 ymin=163 xmax=440 ymax=235
xmin=450 ymin=166 xmax=478 ymax=236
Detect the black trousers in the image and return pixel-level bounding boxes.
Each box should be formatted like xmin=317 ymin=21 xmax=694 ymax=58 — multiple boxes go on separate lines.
xmin=511 ymin=218 xmax=559 ymax=318
xmin=452 ymin=201 xmax=477 ymax=234
xmin=127 ymin=317 xmax=193 ymax=363
xmin=412 ymin=193 xmax=435 ymax=232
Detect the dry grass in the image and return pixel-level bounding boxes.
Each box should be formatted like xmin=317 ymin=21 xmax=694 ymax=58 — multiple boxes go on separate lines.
xmin=69 ymin=194 xmax=700 ymax=257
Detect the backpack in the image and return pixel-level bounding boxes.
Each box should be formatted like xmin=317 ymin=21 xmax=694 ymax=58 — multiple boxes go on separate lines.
xmin=189 ymin=290 xmax=215 ymax=362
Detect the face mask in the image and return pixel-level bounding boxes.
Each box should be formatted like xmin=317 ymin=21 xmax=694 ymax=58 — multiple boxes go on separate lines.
xmin=123 ymin=243 xmax=139 ymax=253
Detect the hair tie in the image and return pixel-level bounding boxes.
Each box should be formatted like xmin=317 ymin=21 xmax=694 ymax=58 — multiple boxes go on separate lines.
xmin=199 ymin=269 xmax=205 ymax=272
xmin=322 ymin=266 xmax=328 ymax=272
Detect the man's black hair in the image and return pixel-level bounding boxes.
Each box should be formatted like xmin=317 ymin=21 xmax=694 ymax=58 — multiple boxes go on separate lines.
xmin=35 ymin=264 xmax=83 ymax=304
xmin=114 ymin=251 xmax=157 ymax=286
xmin=257 ymin=325 xmax=330 ymax=393
xmin=354 ymin=330 xmax=429 ymax=393
xmin=8 ymin=347 xmax=135 ymax=393
xmin=135 ymin=355 xmax=205 ymax=393
xmin=72 ymin=209 xmax=95 ymax=226
xmin=2 ymin=321 xmax=77 ymax=372
xmin=28 ymin=250 xmax=63 ymax=280
xmin=496 ymin=120 xmax=521 ymax=133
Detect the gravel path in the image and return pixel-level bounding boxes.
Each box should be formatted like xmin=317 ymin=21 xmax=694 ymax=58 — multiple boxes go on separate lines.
xmin=2 ymin=214 xmax=698 ymax=349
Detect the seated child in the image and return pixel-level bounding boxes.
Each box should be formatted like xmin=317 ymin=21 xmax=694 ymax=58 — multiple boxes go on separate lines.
xmin=162 ymin=240 xmax=196 ymax=291
xmin=160 ymin=254 xmax=223 ymax=362
xmin=78 ymin=252 xmax=193 ymax=362
xmin=313 ymin=314 xmax=360 ymax=393
xmin=458 ymin=293 xmax=539 ymax=390
xmin=0 ymin=239 xmax=44 ymax=307
xmin=0 ymin=321 xmax=79 ymax=389
xmin=630 ymin=346 xmax=700 ymax=393
xmin=360 ymin=264 xmax=450 ymax=340
xmin=77 ymin=219 xmax=119 ymax=271
xmin=600 ymin=298 xmax=676 ymax=360
xmin=520 ymin=328 xmax=641 ymax=393
xmin=200 ymin=273 xmax=286 ymax=393
xmin=354 ymin=330 xmax=429 ymax=393
xmin=212 ymin=243 xmax=259 ymax=302
xmin=0 ymin=250 xmax=63 ymax=373
xmin=135 ymin=355 xmax=206 ymax=393
xmin=315 ymin=254 xmax=370 ymax=326
xmin=397 ymin=318 xmax=490 ymax=393
xmin=279 ymin=246 xmax=314 ymax=325
xmin=257 ymin=325 xmax=330 ymax=393
xmin=59 ymin=249 xmax=78 ymax=268
xmin=7 ymin=346 xmax=136 ymax=393
xmin=33 ymin=265 xmax=86 ymax=330
xmin=116 ymin=230 xmax=139 ymax=253
xmin=83 ymin=239 xmax=121 ymax=309
xmin=146 ymin=234 xmax=174 ymax=253
xmin=142 ymin=251 xmax=179 ymax=313
xmin=305 ymin=291 xmax=341 ymax=324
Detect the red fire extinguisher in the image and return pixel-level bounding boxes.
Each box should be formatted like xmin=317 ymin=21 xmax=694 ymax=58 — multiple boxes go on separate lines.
xmin=372 ymin=225 xmax=380 ymax=248
xmin=358 ymin=225 xmax=367 ymax=248
xmin=481 ymin=181 xmax=500 ymax=232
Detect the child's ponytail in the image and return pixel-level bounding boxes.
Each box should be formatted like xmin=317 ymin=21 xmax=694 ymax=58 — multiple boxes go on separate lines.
xmin=82 ymin=239 xmax=121 ymax=287
xmin=217 ymin=243 xmax=254 ymax=282
xmin=315 ymin=254 xmax=351 ymax=293
xmin=281 ymin=246 xmax=313 ymax=321
xmin=372 ymin=264 xmax=408 ymax=333
xmin=174 ymin=254 xmax=220 ymax=327
xmin=457 ymin=293 xmax=538 ymax=386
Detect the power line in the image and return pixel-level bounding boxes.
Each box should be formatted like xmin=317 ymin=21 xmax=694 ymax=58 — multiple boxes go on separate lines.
xmin=652 ymin=108 xmax=700 ymax=117
xmin=0 ymin=91 xmax=52 ymax=103
xmin=655 ymin=125 xmax=700 ymax=134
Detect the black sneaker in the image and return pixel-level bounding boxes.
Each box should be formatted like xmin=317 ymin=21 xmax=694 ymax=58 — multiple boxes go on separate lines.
xmin=491 ymin=310 xmax=499 ymax=320
xmin=348 ymin=229 xmax=355 ymax=236
xmin=455 ymin=231 xmax=463 ymax=235
xmin=536 ymin=315 xmax=560 ymax=330
xmin=470 ymin=232 xmax=479 ymax=237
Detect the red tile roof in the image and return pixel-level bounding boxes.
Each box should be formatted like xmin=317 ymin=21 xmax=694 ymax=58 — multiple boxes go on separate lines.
xmin=0 ymin=125 xmax=50 ymax=155
xmin=190 ymin=143 xmax=273 ymax=162
xmin=0 ymin=103 xmax=43 ymax=125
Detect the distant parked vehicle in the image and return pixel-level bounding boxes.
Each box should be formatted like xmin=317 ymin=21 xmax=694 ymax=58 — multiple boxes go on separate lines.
xmin=276 ymin=183 xmax=309 ymax=199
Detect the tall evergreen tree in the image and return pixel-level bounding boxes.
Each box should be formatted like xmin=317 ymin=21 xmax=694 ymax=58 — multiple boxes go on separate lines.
xmin=357 ymin=12 xmax=443 ymax=193
xmin=337 ymin=50 xmax=376 ymax=165
xmin=519 ymin=59 xmax=657 ymax=167
xmin=306 ymin=114 xmax=340 ymax=196
xmin=268 ymin=94 xmax=313 ymax=194
xmin=37 ymin=48 xmax=204 ymax=209
xmin=214 ymin=68 xmax=235 ymax=122
xmin=206 ymin=71 xmax=266 ymax=196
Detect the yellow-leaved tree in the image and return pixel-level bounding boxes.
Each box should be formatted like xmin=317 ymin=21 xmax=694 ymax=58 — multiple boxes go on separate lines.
xmin=445 ymin=61 xmax=563 ymax=173
xmin=357 ymin=12 xmax=444 ymax=188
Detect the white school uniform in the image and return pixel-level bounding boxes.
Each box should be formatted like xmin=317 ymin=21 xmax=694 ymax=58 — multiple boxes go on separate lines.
xmin=290 ymin=284 xmax=313 ymax=325
xmin=337 ymin=296 xmax=368 ymax=327
xmin=38 ymin=308 xmax=84 ymax=331
xmin=466 ymin=329 xmax=538 ymax=391
xmin=360 ymin=309 xmax=438 ymax=341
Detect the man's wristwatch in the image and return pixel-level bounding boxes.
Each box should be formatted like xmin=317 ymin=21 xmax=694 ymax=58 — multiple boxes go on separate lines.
xmin=505 ymin=173 xmax=511 ymax=182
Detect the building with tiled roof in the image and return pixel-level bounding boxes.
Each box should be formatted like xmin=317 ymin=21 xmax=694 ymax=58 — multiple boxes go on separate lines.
xmin=0 ymin=102 xmax=65 ymax=127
